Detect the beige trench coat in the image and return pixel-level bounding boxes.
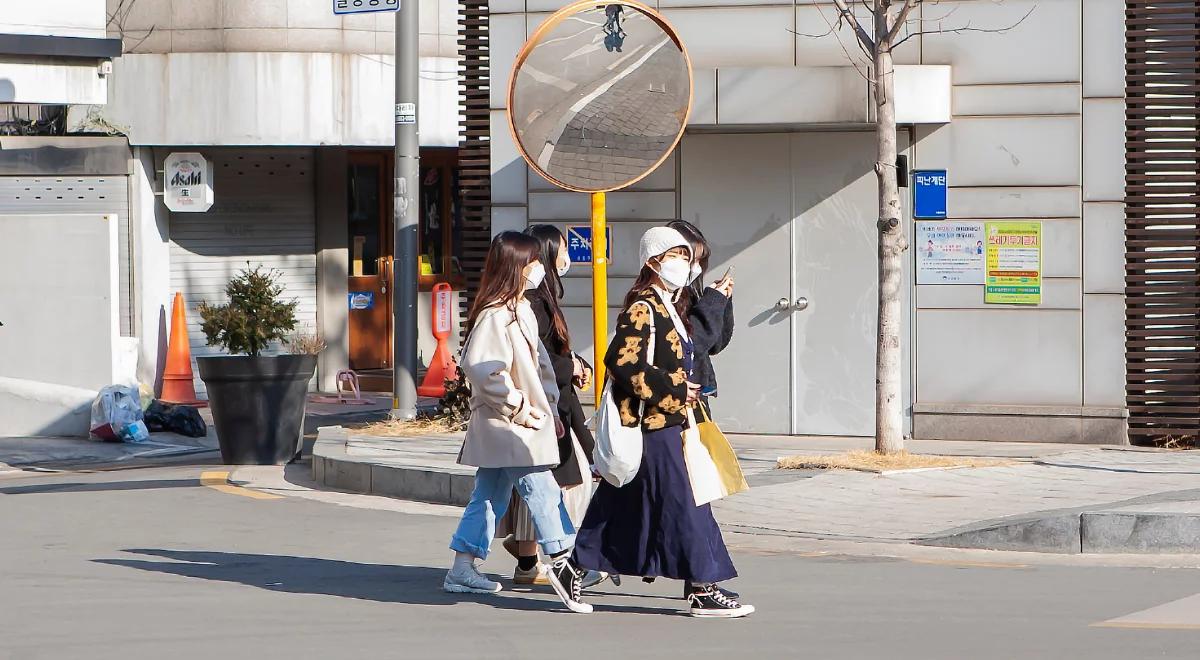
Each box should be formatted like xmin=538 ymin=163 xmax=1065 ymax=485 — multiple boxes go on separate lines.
xmin=458 ymin=300 xmax=560 ymax=468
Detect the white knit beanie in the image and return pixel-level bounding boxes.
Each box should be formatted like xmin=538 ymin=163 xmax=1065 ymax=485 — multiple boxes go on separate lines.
xmin=638 ymin=227 xmax=691 ymax=267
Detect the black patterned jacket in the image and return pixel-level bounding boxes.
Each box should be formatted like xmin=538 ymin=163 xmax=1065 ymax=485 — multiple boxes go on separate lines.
xmin=604 ymin=289 xmax=690 ymax=432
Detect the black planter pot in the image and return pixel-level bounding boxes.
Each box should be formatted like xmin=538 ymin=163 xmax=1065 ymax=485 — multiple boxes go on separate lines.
xmin=197 ymin=354 xmax=317 ymax=465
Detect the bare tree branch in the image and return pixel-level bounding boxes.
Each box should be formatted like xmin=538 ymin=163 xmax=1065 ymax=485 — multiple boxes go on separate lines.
xmin=790 ymin=23 xmax=837 ymax=40
xmin=106 ymin=0 xmax=156 ymax=54
xmin=795 ymin=2 xmax=873 ymax=82
xmin=831 ymin=0 xmax=875 ymax=51
xmin=891 ymin=6 xmax=1036 ymax=50
xmin=885 ymin=0 xmax=922 ymax=45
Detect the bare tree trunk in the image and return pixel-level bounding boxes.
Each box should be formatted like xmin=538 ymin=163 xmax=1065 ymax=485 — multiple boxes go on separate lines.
xmin=873 ymin=14 xmax=906 ymax=454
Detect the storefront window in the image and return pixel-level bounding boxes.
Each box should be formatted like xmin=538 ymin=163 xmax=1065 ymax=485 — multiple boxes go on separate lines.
xmin=419 ymin=149 xmax=463 ymax=283
xmin=347 ymin=160 xmax=382 ymax=277
xmin=347 ymin=149 xmax=463 ymax=289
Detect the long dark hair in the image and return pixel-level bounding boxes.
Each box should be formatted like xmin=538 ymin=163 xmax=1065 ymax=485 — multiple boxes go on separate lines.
xmin=667 ymin=219 xmax=710 ymax=305
xmin=524 ymin=224 xmax=571 ymax=354
xmin=624 ymin=253 xmax=693 ymax=333
xmin=466 ymin=232 xmax=541 ymax=334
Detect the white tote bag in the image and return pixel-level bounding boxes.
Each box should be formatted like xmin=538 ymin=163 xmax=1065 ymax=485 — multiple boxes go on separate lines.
xmin=591 ymin=302 xmax=655 ymax=487
xmin=681 ymin=408 xmax=725 ymax=506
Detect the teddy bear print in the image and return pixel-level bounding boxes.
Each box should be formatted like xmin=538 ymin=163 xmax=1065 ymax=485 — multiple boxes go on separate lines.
xmin=669 ymin=367 xmax=687 ymax=386
xmin=657 ymin=394 xmax=684 ymax=414
xmin=630 ymin=372 xmax=654 ymax=399
xmin=644 ymin=411 xmax=667 ymax=431
xmin=619 ymin=398 xmax=637 ymax=426
xmin=665 ymin=329 xmax=683 ymax=359
xmin=627 ymin=303 xmax=651 ymax=331
xmin=616 ymin=335 xmax=643 ymax=367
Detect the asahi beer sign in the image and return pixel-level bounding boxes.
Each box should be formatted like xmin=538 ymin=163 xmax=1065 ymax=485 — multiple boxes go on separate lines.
xmin=164 ymin=152 xmax=214 ymax=212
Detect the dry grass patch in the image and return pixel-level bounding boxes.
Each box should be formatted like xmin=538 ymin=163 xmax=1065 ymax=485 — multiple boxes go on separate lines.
xmin=777 ymin=450 xmax=1013 ymax=473
xmin=353 ymin=416 xmax=465 ymax=437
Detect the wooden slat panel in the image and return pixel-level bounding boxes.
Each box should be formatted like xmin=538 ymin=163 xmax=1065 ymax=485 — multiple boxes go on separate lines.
xmin=1125 ymin=0 xmax=1200 ymax=443
xmin=456 ymin=0 xmax=493 ymax=338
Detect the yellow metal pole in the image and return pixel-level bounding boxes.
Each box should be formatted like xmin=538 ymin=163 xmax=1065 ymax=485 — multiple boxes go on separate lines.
xmin=591 ymin=192 xmax=608 ymax=388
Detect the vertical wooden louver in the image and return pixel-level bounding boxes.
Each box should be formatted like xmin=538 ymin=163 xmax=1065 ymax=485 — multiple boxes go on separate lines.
xmin=1125 ymin=0 xmax=1200 ymax=441
xmin=458 ymin=0 xmax=493 ymax=335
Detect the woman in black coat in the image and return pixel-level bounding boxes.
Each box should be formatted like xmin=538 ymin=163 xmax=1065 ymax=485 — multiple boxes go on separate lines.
xmin=668 ymin=220 xmax=734 ymax=404
xmin=495 ymin=224 xmax=602 ymax=587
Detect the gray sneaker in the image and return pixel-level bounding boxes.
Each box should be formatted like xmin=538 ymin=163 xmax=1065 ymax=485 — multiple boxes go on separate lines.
xmin=581 ymin=570 xmax=610 ymax=589
xmin=443 ymin=564 xmax=502 ymax=594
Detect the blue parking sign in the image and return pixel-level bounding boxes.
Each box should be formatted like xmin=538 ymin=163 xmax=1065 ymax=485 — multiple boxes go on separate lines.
xmin=912 ymin=170 xmax=948 ymax=219
xmin=566 ymin=226 xmax=612 ymax=265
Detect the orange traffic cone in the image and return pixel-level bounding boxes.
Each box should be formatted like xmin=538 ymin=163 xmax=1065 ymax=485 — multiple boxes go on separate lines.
xmin=417 ymin=340 xmax=456 ymax=398
xmin=160 ymin=291 xmax=206 ymax=406
xmin=417 ymin=282 xmax=459 ymax=398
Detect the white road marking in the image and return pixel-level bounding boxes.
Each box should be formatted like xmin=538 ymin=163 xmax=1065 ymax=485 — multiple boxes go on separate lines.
xmin=1093 ymin=592 xmax=1200 ymax=630
xmin=536 ymin=37 xmax=672 ymax=171
xmin=521 ymin=64 xmax=576 ymax=92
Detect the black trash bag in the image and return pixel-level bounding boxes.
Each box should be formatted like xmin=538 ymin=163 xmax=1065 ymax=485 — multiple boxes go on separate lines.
xmin=144 ymin=400 xmax=208 ymax=438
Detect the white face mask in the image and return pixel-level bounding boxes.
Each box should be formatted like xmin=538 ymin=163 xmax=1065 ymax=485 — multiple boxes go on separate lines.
xmin=524 ymin=262 xmax=546 ymax=290
xmin=688 ymin=263 xmax=702 ymax=285
xmin=654 ymin=257 xmax=691 ymax=291
xmin=556 ymin=258 xmax=570 ymax=278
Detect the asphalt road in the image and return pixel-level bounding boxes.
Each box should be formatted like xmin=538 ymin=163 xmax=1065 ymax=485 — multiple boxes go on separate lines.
xmin=2 ymin=464 xmax=1198 ymax=659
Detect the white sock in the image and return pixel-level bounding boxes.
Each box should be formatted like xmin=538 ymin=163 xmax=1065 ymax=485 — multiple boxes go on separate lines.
xmin=452 ymin=551 xmax=474 ymax=572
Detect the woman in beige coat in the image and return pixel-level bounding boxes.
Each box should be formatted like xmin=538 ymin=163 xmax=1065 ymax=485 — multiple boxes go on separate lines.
xmin=443 ymin=231 xmax=593 ymax=615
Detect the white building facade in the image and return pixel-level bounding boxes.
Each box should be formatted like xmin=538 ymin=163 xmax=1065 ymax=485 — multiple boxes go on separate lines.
xmin=2 ymin=1 xmax=1155 ymax=445
xmin=489 ymin=0 xmax=1129 ymax=444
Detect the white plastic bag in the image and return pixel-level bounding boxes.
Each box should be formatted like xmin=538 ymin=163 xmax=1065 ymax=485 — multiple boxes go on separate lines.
xmin=89 ymin=385 xmax=144 ymax=442
xmin=591 ymin=301 xmax=655 ymax=488
xmin=592 ymin=381 xmax=644 ymax=487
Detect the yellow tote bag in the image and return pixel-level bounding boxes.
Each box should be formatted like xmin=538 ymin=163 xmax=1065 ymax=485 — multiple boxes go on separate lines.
xmin=695 ymin=403 xmax=749 ymax=497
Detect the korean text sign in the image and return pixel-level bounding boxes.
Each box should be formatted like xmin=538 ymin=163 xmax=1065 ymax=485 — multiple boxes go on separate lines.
xmin=985 ymin=221 xmax=1042 ymax=305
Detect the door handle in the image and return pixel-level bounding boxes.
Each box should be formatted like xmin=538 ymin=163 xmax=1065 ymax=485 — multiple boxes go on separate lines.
xmin=776 ymin=298 xmax=791 ymax=312
xmin=794 ymin=297 xmax=809 ymax=312
xmin=379 ymin=258 xmax=391 ymax=294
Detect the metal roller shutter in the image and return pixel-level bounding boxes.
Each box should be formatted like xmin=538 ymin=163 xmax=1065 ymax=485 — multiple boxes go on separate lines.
xmin=167 ymin=148 xmax=318 ymax=395
xmin=0 ymin=176 xmax=133 ymax=336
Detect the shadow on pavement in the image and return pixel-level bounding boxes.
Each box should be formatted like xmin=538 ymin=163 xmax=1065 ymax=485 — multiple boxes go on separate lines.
xmin=0 ymin=479 xmax=199 ymax=496
xmin=95 ymin=549 xmax=671 ymax=615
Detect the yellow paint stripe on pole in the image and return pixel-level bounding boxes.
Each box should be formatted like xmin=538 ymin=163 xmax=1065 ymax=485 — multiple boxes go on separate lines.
xmin=592 ymin=191 xmax=607 ymax=388
xmin=200 ymin=471 xmax=283 ymax=500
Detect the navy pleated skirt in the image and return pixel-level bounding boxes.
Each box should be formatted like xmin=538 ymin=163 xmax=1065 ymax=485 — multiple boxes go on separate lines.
xmin=571 ymin=424 xmax=737 ymax=585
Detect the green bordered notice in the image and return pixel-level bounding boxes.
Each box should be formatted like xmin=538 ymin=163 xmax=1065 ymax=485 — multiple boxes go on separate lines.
xmin=985 ymin=221 xmax=1042 ymax=305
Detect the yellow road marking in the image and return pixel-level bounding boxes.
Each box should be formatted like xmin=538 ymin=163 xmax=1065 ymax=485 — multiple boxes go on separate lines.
xmin=1091 ymin=622 xmax=1200 ymax=631
xmin=200 ymin=471 xmax=282 ymax=500
xmin=907 ymin=558 xmax=1029 ymax=570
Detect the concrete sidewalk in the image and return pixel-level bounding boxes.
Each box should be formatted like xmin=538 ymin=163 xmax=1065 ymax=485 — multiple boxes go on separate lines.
xmin=0 ymin=432 xmax=219 ymax=472
xmin=311 ymin=426 xmax=1200 ymax=555
xmin=0 ymin=393 xmax=408 ymax=473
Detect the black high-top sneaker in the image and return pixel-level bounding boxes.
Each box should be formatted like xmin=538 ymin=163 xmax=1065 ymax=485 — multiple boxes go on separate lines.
xmin=688 ymin=583 xmax=755 ymax=618
xmin=683 ymin=580 xmax=740 ymax=600
xmin=547 ymin=554 xmax=593 ymax=614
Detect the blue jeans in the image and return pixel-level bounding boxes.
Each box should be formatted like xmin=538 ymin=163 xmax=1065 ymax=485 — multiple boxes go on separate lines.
xmin=449 ymin=466 xmax=575 ymax=560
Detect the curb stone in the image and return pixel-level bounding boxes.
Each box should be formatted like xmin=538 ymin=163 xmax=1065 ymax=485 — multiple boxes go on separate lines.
xmin=312 ymin=426 xmax=474 ymax=506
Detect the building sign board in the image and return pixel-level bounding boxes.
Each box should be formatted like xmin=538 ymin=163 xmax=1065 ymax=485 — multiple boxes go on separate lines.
xmin=916 ymin=222 xmax=985 ymax=285
xmin=164 ymin=152 xmax=214 ymax=213
xmin=912 ymin=169 xmax=947 ymax=219
xmin=334 ymin=0 xmax=399 ymax=15
xmin=985 ymin=221 xmax=1042 ymax=305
